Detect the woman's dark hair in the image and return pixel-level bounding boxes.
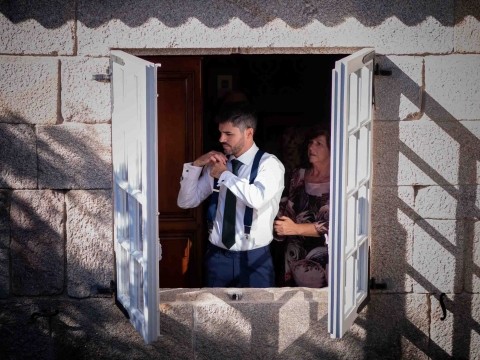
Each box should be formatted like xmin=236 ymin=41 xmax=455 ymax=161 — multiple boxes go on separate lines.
xmin=214 ymin=101 xmax=257 ymax=132
xmin=306 ymin=125 xmax=330 ymax=150
xmin=300 ymin=125 xmax=331 ymax=168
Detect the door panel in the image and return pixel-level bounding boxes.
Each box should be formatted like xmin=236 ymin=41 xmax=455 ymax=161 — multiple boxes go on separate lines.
xmin=158 ymin=76 xmax=189 ymax=217
xmin=144 ymin=56 xmax=203 ymax=288
xmin=111 ymin=50 xmax=159 ymax=343
xmin=159 ymin=235 xmax=193 ymax=288
xmin=328 ymin=48 xmax=374 ymax=339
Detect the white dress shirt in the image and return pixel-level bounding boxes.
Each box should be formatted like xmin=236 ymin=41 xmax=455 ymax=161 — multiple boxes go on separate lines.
xmin=177 ymin=143 xmax=285 ymax=251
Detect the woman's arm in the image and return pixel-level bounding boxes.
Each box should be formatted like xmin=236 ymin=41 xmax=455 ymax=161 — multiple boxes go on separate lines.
xmin=274 ymin=216 xmax=324 ymax=237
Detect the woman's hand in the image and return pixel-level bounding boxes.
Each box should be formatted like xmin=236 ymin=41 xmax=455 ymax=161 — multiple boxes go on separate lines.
xmin=274 ymin=216 xmax=298 ymax=236
xmin=274 ymin=216 xmax=322 ymax=237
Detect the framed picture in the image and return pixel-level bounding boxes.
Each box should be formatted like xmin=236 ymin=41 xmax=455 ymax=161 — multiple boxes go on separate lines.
xmin=217 ymin=75 xmax=233 ymax=98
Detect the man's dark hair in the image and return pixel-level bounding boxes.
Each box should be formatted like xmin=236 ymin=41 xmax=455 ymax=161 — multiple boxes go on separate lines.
xmin=214 ymin=102 xmax=257 ymax=132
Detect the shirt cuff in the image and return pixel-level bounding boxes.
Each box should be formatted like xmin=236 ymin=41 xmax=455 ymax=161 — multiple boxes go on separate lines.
xmin=181 ymin=162 xmax=203 ymax=181
xmin=218 ymin=170 xmax=234 ymax=186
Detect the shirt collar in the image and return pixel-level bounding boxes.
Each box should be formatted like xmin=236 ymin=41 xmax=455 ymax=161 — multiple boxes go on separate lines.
xmin=230 ymin=143 xmax=259 ymax=166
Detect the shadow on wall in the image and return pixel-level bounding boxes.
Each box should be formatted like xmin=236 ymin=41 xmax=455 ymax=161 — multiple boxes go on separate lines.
xmin=369 ymin=56 xmax=480 ymax=359
xmin=1 ymin=61 xmax=479 ymax=358
xmin=0 ymin=297 xmax=172 ymax=359
xmin=0 ymin=114 xmax=121 ymax=357
xmin=0 ymin=0 xmax=478 ymax=29
xmin=0 ymin=118 xmax=113 ymax=293
xmin=158 ymin=288 xmax=369 ymax=359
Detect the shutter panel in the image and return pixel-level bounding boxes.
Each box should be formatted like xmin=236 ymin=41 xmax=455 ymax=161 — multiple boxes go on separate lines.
xmin=328 ymin=48 xmax=374 ymax=339
xmin=111 ymin=50 xmax=160 ymax=344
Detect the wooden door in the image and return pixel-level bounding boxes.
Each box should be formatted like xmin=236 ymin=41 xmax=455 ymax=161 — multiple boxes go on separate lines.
xmin=144 ymin=56 xmax=204 ymax=288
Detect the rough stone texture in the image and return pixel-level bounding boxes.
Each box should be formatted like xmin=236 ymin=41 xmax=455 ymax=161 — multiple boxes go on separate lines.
xmin=0 ymin=297 xmax=168 ymax=360
xmin=10 ymin=190 xmax=64 ymax=296
xmin=0 ymin=1 xmax=75 ymax=55
xmin=424 ymin=55 xmax=480 ymax=121
xmin=0 ymin=191 xmax=10 ymax=298
xmin=159 ymin=301 xmax=194 ymax=354
xmin=195 ymin=301 xmax=255 ymax=358
xmin=0 ymin=249 xmax=9 ymax=298
xmin=192 ymin=290 xmax=331 ymax=359
xmin=415 ymin=185 xmax=479 ymax=220
xmin=160 ymin=289 xmax=431 ymax=359
xmin=350 ymin=294 xmax=430 ymax=360
xmin=66 ymin=190 xmax=113 ymax=298
xmin=161 ymin=288 xmax=331 ymax=358
xmin=61 ymin=57 xmax=111 ymax=123
xmin=0 ymin=2 xmax=478 ymax=359
xmin=0 ymin=124 xmax=37 ymax=189
xmin=430 ymin=293 xmax=480 ymax=359
xmin=77 ymin=0 xmax=454 ymax=56
xmin=0 ymin=291 xmax=447 ymax=360
xmin=373 ymin=120 xmax=474 ymax=186
xmin=370 ymin=186 xmax=415 ymax=292
xmin=454 ymin=0 xmax=480 ymax=53
xmin=413 ymin=220 xmax=464 ymax=294
xmin=415 ymin=185 xmax=459 ymax=219
xmin=465 ymin=220 xmax=480 ymax=293
xmin=0 ymin=56 xmax=58 ymax=124
xmin=37 ymin=124 xmax=112 ymax=189
xmin=0 ymin=190 xmax=11 ymax=249
xmin=374 ymin=56 xmax=423 ymax=121
xmin=460 ymin=120 xmax=480 ymax=187
xmin=466 ymin=185 xmax=480 ymax=220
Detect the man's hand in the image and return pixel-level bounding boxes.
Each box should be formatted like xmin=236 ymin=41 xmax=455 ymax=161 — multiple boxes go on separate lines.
xmin=210 ymin=160 xmax=228 ymax=179
xmin=192 ymin=151 xmax=227 ymax=167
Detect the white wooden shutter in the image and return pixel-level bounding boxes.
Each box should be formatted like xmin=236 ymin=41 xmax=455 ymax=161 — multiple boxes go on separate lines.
xmin=328 ymin=48 xmax=374 ymax=339
xmin=111 ymin=50 xmax=160 ymax=344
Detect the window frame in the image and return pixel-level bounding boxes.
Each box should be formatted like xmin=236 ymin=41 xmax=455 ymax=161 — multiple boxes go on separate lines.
xmin=111 ymin=48 xmax=374 ymax=343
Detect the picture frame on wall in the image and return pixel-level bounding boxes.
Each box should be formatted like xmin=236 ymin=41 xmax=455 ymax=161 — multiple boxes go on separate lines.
xmin=217 ymin=75 xmax=233 ymax=98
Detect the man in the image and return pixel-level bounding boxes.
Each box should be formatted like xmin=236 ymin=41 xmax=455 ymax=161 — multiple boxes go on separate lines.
xmin=177 ymin=103 xmax=285 ymax=287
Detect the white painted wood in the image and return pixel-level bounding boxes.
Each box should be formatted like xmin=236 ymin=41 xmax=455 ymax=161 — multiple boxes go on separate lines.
xmin=111 ymin=50 xmax=159 ymax=344
xmin=328 ymin=48 xmax=374 ymax=339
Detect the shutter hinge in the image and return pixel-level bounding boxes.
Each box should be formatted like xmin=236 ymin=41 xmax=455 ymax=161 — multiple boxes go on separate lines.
xmin=369 ymin=277 xmax=387 ymax=290
xmin=439 ymin=293 xmax=447 ymax=320
xmin=110 ymin=279 xmax=117 ymax=294
xmin=92 ymin=74 xmax=111 ymax=82
xmin=374 ymin=63 xmax=392 ymax=76
xmin=92 ymin=66 xmax=112 ymax=82
xmin=96 ymin=281 xmax=115 ymax=296
xmin=30 ymin=309 xmax=59 ymax=337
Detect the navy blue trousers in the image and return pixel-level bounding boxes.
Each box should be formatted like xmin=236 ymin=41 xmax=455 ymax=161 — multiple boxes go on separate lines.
xmin=204 ymin=243 xmax=275 ymax=287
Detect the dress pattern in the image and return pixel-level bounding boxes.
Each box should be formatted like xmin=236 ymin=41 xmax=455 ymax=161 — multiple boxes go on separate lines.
xmin=276 ymin=168 xmax=329 ymax=288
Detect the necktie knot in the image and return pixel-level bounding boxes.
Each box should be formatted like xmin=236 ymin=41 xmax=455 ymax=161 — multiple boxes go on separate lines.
xmin=231 ymin=159 xmax=242 ymax=175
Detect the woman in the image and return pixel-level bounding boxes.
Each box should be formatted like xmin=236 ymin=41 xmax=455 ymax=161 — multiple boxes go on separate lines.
xmin=274 ymin=126 xmax=330 ymax=288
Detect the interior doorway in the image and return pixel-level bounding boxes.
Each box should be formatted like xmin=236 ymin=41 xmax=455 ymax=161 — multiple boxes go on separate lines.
xmin=147 ymin=53 xmax=343 ymax=288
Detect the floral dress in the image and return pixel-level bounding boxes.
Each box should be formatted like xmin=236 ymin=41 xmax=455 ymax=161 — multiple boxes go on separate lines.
xmin=276 ymin=168 xmax=329 ymax=288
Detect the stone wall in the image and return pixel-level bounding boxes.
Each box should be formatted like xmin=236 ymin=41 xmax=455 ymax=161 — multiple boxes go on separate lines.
xmin=0 ymin=0 xmax=479 ymax=358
